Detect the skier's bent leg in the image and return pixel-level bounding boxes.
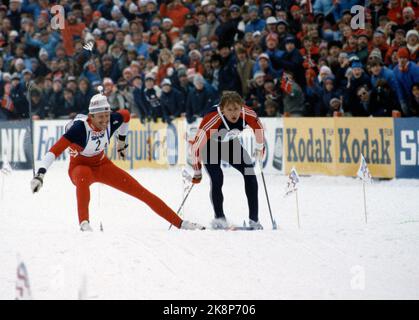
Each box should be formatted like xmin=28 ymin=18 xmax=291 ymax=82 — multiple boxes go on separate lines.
xmin=96 ymin=161 xmax=182 ymax=228
xmin=69 ymin=165 xmax=94 ymax=224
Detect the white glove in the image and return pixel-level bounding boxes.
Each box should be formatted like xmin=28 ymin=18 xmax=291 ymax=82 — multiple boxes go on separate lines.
xmin=253 ymin=144 xmax=265 ymax=163
xmin=83 ymin=42 xmax=94 ymax=52
xmin=117 ymin=139 xmax=128 ymax=160
xmin=192 ymin=169 xmax=202 ymax=184
xmin=30 ymin=173 xmax=44 ymax=193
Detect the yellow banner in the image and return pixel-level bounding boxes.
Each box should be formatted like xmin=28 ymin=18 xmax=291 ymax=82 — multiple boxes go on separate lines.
xmin=284 ymin=118 xmax=336 ymax=175
xmin=284 ymin=118 xmax=395 ymax=178
xmin=335 ymin=118 xmax=395 ymax=178
xmin=106 ymin=118 xmax=187 ymax=170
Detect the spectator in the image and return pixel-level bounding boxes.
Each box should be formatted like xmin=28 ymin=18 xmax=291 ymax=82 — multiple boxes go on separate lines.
xmin=280 ymin=70 xmax=306 ymax=117
xmin=345 ymin=60 xmax=371 ymax=115
xmin=355 ymin=83 xmax=395 ymax=117
xmin=49 ymin=78 xmax=66 ymax=119
xmin=406 ymin=29 xmax=419 ymax=61
xmin=253 ymin=53 xmax=280 ymax=79
xmin=185 ymin=74 xmax=217 ymax=123
xmin=138 ymin=72 xmax=162 ymax=123
xmin=281 ymin=36 xmax=306 ymax=89
xmin=103 ymin=77 xmax=125 ymax=111
xmin=159 ymin=0 xmax=190 ymax=29
xmin=215 ymin=8 xmax=239 ymax=48
xmin=188 ymin=49 xmax=204 ymax=75
xmin=245 ymin=6 xmax=266 ymax=34
xmin=61 ymin=11 xmax=87 ymax=56
xmin=10 ymin=73 xmax=28 ymax=119
xmin=160 ymin=78 xmax=185 ymax=123
xmin=0 ymin=82 xmax=15 ymax=120
xmin=410 ymin=83 xmax=419 ymax=116
xmin=264 ymin=99 xmax=280 ymax=117
xmin=63 ymin=88 xmax=78 ymax=119
xmin=368 ymin=59 xmax=399 ymax=100
xmin=117 ymin=78 xmax=135 ymax=112
xmin=328 ymin=97 xmax=344 ymax=116
xmin=218 ymin=43 xmax=241 ymax=94
xmin=99 ymin=54 xmax=121 ymax=82
xmin=393 ymin=47 xmax=419 ymax=115
xmin=246 ymin=71 xmax=267 ymax=116
xmin=265 ymin=33 xmax=285 ymax=71
xmin=321 ymin=75 xmax=342 ymax=117
xmin=75 ymin=77 xmax=94 ymax=114
xmin=156 ymin=48 xmax=175 ymax=85
xmin=196 ymin=8 xmax=219 ymax=42
xmin=236 ymin=47 xmax=255 ymax=98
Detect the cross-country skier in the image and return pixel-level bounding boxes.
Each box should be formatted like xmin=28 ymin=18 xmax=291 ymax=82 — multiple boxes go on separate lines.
xmin=190 ymin=91 xmax=265 ymax=229
xmin=30 ymin=87 xmax=205 ymax=231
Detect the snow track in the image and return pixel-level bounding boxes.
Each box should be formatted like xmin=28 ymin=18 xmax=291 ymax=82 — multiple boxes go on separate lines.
xmin=1 ymin=167 xmax=418 ymax=299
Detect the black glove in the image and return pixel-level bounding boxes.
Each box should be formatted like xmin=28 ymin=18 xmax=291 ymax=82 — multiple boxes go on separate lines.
xmin=117 ymin=135 xmax=129 ymax=160
xmin=30 ymin=169 xmax=46 ymax=193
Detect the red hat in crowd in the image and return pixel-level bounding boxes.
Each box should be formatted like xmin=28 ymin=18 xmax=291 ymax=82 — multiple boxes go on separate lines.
xmin=93 ymin=11 xmax=102 ymax=18
xmin=397 ymin=47 xmax=410 ymax=59
xmin=290 ymin=5 xmax=300 ymax=12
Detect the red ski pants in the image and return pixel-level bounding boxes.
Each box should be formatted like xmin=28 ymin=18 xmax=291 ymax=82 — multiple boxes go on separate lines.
xmin=68 ymin=158 xmax=182 ymax=228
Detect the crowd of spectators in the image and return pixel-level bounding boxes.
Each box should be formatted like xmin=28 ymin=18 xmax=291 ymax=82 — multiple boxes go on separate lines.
xmin=1 ymin=0 xmax=419 ymax=124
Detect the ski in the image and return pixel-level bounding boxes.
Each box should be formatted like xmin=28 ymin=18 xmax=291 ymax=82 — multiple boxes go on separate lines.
xmin=209 ymin=226 xmax=260 ymax=231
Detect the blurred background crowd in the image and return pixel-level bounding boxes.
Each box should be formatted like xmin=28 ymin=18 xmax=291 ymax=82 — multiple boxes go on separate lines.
xmin=0 ymin=0 xmax=419 ymax=124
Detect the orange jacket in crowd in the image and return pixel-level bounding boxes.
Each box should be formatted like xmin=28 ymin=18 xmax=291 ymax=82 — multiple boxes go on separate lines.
xmin=159 ymin=3 xmax=190 ymax=28
xmin=61 ymin=21 xmax=86 ymax=56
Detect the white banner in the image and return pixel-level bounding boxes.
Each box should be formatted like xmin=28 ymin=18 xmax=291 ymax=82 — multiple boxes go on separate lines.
xmin=33 ymin=120 xmax=69 ymax=169
xmin=32 ymin=118 xmax=284 ymax=174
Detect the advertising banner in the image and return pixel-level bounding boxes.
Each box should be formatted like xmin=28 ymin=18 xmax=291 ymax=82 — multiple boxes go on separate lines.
xmin=0 ymin=120 xmax=33 ymax=170
xmin=334 ymin=118 xmax=395 ymax=178
xmin=34 ymin=120 xmax=68 ymax=169
xmin=394 ymin=118 xmax=419 ymax=179
xmin=107 ymin=118 xmax=186 ymax=170
xmin=283 ymin=118 xmax=395 ymax=178
xmin=284 ymin=118 xmax=336 ymax=175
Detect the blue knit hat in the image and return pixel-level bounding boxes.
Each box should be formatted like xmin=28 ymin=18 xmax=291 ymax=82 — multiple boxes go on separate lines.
xmin=351 ymin=61 xmax=363 ymax=69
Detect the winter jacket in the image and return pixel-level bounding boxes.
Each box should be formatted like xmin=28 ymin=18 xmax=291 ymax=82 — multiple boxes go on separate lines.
xmin=219 ymin=54 xmax=241 ymax=94
xmin=185 ymin=83 xmax=217 ymax=123
xmin=393 ymin=62 xmax=419 ymax=105
xmin=160 ymin=87 xmax=185 ymax=123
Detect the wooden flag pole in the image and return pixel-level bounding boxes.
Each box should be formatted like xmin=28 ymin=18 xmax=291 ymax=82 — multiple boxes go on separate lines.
xmin=295 ymin=189 xmax=301 ymax=229
xmin=363 ymin=181 xmax=368 ymax=224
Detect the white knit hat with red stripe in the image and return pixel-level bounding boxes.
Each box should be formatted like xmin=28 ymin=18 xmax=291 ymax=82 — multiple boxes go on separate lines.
xmin=89 ymin=86 xmax=111 ymax=114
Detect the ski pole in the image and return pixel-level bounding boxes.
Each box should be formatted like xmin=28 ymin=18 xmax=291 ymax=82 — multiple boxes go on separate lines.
xmin=168 ymin=183 xmax=195 ymax=230
xmin=260 ymin=169 xmax=277 ymax=230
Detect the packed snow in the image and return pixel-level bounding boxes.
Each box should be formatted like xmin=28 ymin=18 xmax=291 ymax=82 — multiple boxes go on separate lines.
xmin=1 ymin=165 xmax=418 ymax=299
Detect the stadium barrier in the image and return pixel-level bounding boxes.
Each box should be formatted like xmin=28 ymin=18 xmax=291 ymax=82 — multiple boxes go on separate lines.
xmin=2 ymin=117 xmax=418 ymax=179
xmin=0 ymin=120 xmax=33 ymax=170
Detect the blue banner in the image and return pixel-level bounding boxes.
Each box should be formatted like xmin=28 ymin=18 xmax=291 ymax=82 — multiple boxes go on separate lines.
xmin=394 ymin=118 xmax=419 ymax=179
xmin=0 ymin=120 xmax=33 ymax=170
